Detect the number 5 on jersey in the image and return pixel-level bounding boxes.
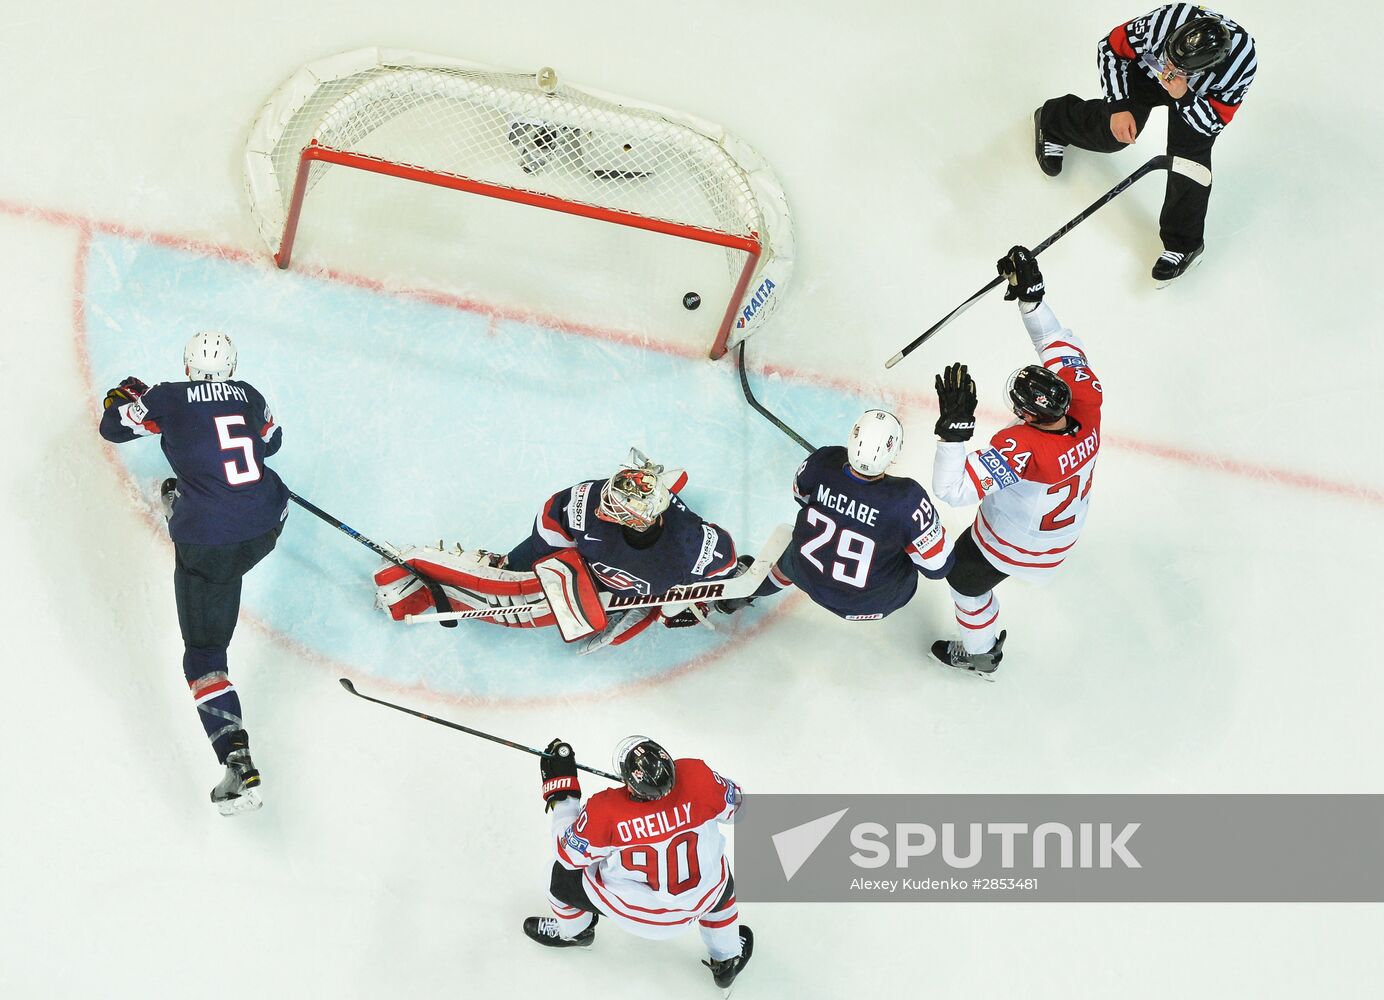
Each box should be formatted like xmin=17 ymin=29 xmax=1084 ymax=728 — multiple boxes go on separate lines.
xmin=214 ymin=415 xmax=262 ymax=485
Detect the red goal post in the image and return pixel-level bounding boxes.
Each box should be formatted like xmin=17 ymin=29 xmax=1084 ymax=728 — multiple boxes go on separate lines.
xmin=243 ymin=49 xmax=795 ymax=359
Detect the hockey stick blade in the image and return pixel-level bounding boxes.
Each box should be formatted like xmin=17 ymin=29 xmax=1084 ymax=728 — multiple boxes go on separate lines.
xmin=884 ymin=155 xmax=1172 ymax=369
xmin=290 ymin=491 xmax=458 ymax=628
xmin=737 ymin=341 xmax=814 ymax=454
xmin=338 ymin=677 xmax=622 ymax=781
xmin=406 ymin=523 xmax=793 ymax=625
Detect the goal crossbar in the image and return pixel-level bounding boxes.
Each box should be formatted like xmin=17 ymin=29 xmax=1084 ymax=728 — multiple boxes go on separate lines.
xmin=245 ymin=49 xmax=794 ymax=359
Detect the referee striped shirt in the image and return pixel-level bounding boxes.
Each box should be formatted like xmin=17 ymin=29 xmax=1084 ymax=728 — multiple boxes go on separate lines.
xmin=1098 ymin=4 xmax=1257 ymax=136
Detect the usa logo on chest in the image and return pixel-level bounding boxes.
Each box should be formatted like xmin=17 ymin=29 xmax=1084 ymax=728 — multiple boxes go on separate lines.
xmin=592 ymin=562 xmax=652 ymax=595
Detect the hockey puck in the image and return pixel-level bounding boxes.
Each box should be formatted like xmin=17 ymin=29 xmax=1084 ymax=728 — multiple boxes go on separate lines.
xmin=682 ymin=291 xmax=701 ymax=311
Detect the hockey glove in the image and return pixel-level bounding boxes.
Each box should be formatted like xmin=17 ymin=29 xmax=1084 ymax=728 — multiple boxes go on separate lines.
xmin=997 ymin=246 xmax=1044 ymax=303
xmin=664 ymin=603 xmax=711 ymax=628
xmin=103 ymin=376 xmax=149 ymax=410
xmin=934 ymin=363 xmax=978 ymax=442
xmin=540 ymin=739 xmax=580 ymax=810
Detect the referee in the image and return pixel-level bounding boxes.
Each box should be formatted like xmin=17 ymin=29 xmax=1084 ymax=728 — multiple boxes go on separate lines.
xmin=1033 ymin=6 xmax=1257 ymax=285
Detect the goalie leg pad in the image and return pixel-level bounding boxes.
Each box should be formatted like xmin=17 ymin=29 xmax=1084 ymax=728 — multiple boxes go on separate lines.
xmin=373 ymin=546 xmax=553 ymax=627
xmin=533 ymin=550 xmax=609 ymax=642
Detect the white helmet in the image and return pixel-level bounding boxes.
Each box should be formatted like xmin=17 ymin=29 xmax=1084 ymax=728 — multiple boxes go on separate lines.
xmin=598 ymin=449 xmax=679 ymax=530
xmin=848 ymin=410 xmax=904 ymax=477
xmin=184 ymin=331 xmax=237 ymax=382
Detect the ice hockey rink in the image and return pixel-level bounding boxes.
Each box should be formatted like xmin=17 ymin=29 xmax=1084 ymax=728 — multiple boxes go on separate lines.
xmin=3 ymin=1 xmax=1382 ymax=996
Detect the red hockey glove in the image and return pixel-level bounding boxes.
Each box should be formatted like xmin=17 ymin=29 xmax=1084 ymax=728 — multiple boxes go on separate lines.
xmin=541 ymin=739 xmax=581 ymax=811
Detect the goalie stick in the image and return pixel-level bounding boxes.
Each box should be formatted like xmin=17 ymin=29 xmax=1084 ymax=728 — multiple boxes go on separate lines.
xmin=884 ymin=154 xmax=1213 ymax=369
xmin=338 ymin=678 xmax=622 ymax=781
xmin=288 ymin=491 xmax=458 ymax=628
xmin=403 ymin=523 xmax=793 ymax=625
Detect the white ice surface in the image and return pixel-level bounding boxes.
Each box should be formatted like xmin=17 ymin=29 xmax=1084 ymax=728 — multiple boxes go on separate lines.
xmin=2 ymin=2 xmax=1383 ymax=997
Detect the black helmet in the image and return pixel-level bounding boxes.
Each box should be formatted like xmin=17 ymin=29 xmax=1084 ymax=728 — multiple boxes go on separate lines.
xmin=1164 ymin=15 xmax=1232 ymax=74
xmin=1007 ymin=365 xmax=1071 ymax=423
xmin=615 ymin=736 xmax=676 ymax=801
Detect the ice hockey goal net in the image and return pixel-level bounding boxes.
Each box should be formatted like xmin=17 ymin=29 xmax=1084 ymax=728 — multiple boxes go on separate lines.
xmin=244 ymin=48 xmax=794 ymax=359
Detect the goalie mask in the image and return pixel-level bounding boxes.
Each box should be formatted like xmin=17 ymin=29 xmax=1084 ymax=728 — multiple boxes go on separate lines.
xmin=597 ymin=449 xmax=678 ymax=530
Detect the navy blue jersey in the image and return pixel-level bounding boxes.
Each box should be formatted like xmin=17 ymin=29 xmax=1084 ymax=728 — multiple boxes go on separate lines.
xmin=99 ymin=380 xmax=288 ymax=546
xmin=779 ymin=446 xmax=952 ymax=619
xmin=507 ymin=479 xmax=738 ymax=596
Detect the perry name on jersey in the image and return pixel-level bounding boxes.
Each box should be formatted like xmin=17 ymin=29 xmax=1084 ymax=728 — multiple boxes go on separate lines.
xmin=517 ymin=480 xmax=738 ymax=596
xmin=783 ymin=445 xmax=951 ymax=619
xmin=99 ymin=379 xmax=288 ymax=546
xmin=935 ymin=302 xmax=1104 ymax=581
xmin=551 ymin=758 xmax=740 ymax=939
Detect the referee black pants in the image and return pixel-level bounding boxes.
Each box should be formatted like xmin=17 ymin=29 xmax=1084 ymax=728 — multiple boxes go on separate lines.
xmin=1040 ymin=70 xmax=1215 ymax=254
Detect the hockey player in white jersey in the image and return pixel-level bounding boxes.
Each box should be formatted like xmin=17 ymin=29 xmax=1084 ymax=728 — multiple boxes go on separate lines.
xmin=929 ymin=246 xmax=1104 ymax=674
xmin=524 ymin=736 xmax=753 ymax=992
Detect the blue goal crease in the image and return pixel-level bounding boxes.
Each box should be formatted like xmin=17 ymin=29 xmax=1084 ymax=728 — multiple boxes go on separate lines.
xmin=82 ymin=232 xmax=872 ymax=699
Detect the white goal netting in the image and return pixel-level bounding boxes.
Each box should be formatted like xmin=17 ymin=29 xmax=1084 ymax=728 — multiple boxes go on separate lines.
xmin=244 ymin=48 xmax=794 ymax=356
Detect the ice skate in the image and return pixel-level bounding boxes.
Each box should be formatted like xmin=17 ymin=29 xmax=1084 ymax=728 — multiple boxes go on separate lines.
xmin=578 ymin=607 xmax=654 ymax=655
xmin=522 ymin=915 xmax=595 ymax=948
xmin=1152 ymin=243 xmax=1204 ymax=287
xmin=1032 ymin=108 xmax=1063 ymax=177
xmin=210 ymin=734 xmax=262 ymax=816
xmin=931 ymin=630 xmax=1006 ymax=678
xmin=703 ymin=925 xmax=754 ymax=995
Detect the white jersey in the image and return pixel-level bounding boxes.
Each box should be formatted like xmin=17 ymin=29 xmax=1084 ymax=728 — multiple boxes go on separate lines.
xmin=551 ymin=758 xmax=740 ymax=940
xmin=932 ymin=301 xmax=1104 ymax=582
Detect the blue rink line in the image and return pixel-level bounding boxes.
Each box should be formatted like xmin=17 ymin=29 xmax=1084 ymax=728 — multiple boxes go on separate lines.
xmin=83 ymin=232 xmax=873 ymax=700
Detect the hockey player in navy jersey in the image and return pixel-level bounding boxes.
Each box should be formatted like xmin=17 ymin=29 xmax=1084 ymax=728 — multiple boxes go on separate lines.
xmin=99 ymin=332 xmax=288 ymax=815
xmin=737 ymin=411 xmax=953 ymax=620
xmin=502 ymin=450 xmax=746 ymax=650
xmin=370 ymin=449 xmax=755 ymax=650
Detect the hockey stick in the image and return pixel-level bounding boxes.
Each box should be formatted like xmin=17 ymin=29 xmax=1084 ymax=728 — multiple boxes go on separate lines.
xmin=883 ymin=154 xmax=1212 ymax=369
xmin=404 ymin=522 xmax=793 ymax=624
xmin=287 ymin=491 xmax=458 ymax=628
xmin=338 ymin=678 xmax=621 ymax=781
xmin=737 ymin=340 xmax=814 ymax=454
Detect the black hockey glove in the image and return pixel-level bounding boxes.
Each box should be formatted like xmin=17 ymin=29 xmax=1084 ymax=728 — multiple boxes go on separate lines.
xmin=664 ymin=603 xmax=710 ymax=628
xmin=540 ymin=738 xmax=580 ymax=811
xmin=997 ymin=246 xmax=1044 ymax=303
xmin=103 ymin=376 xmax=149 ymax=410
xmin=934 ymin=363 xmax=978 ymax=442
